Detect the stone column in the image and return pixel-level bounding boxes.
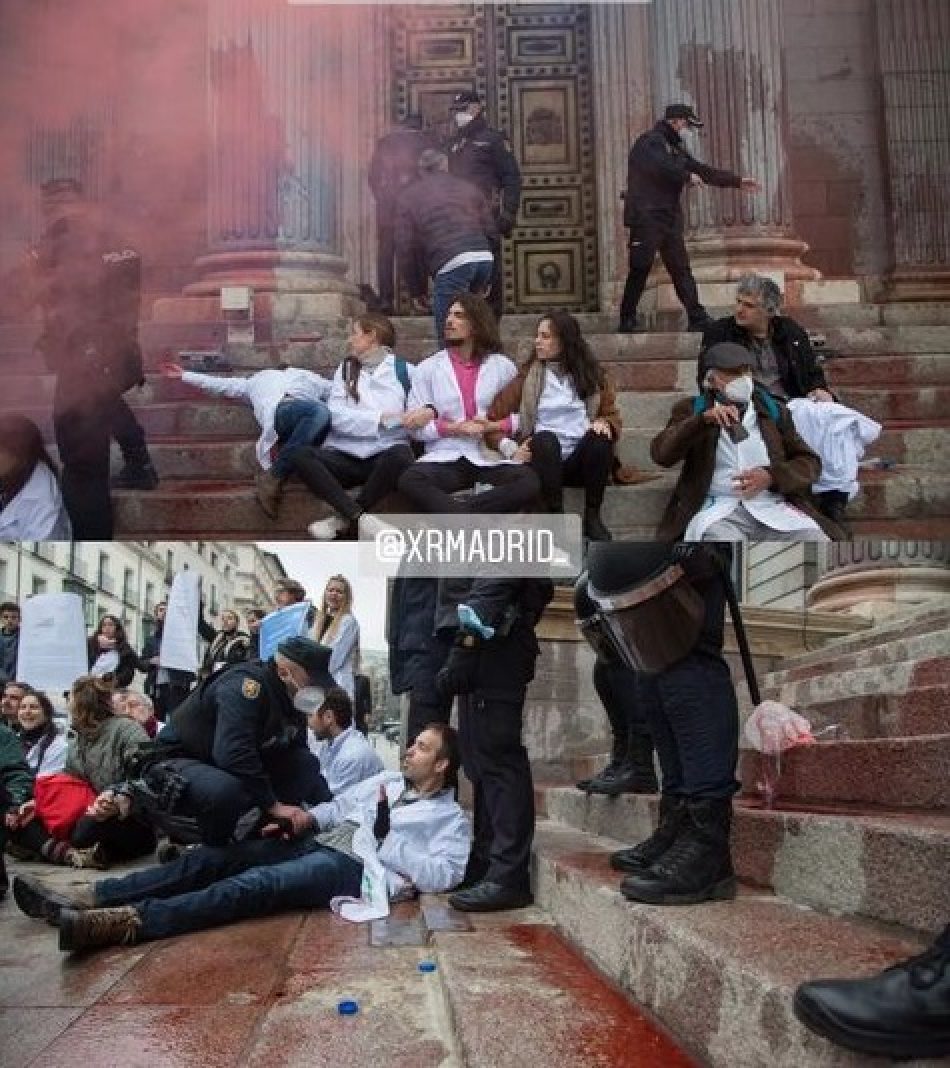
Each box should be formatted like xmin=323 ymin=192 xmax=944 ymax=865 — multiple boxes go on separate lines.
xmin=646 ymin=0 xmax=825 ymax=314
xmin=875 ymin=0 xmax=950 ymax=301
xmin=177 ymin=0 xmax=360 ymax=320
xmin=588 ymin=2 xmax=654 ymax=313
xmin=807 ymin=541 xmax=950 ymax=621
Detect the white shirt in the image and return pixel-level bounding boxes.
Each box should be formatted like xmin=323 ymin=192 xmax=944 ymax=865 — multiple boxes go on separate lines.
xmin=0 ymin=463 xmax=72 ymax=542
xmin=308 ymin=770 xmax=470 ymax=897
xmin=182 ymin=367 xmax=331 ymax=470
xmin=685 ymin=402 xmax=825 ymax=539
xmin=787 ymin=398 xmax=882 ymax=499
xmin=319 ymin=612 xmax=360 ymax=698
xmin=535 ymin=368 xmax=590 ymax=457
xmin=24 ymin=731 xmax=67 ymax=777
xmin=407 ymin=348 xmax=519 ymax=466
xmin=323 ymin=353 xmax=414 ymax=459
xmin=310 ymin=725 xmax=384 ymax=796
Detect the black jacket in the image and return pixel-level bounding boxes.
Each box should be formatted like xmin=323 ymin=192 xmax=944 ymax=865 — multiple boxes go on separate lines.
xmin=446 ymin=116 xmax=521 ymax=221
xmin=169 ymin=660 xmax=305 ymax=810
xmin=138 ymin=624 xmax=202 ymax=697
xmin=699 ymin=315 xmax=830 ymax=399
xmin=395 ymin=171 xmax=494 ymax=278
xmin=87 ymin=636 xmax=138 ymax=689
xmin=624 ymin=121 xmax=741 ymax=222
xmin=369 ymin=127 xmax=440 ymax=210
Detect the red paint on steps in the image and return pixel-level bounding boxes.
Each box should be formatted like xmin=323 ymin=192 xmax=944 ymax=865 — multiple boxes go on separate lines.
xmin=505 ymin=924 xmax=700 ymax=1068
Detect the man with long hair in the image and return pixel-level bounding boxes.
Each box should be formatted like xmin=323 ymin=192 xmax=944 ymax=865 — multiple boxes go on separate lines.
xmin=397 ymin=294 xmax=540 ymax=514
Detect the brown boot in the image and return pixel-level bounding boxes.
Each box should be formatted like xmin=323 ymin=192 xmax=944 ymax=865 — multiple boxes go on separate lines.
xmin=255 ymin=470 xmax=283 ymax=518
xmin=12 ymin=875 xmax=96 ymax=924
xmin=59 ymin=906 xmax=142 ymax=952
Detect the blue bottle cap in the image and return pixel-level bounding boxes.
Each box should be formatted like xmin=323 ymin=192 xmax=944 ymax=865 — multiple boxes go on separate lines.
xmin=337 ymin=999 xmax=359 ymax=1015
xmin=418 ymin=960 xmax=437 ymax=973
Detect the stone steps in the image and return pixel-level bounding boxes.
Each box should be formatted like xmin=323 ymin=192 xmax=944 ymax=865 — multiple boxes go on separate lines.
xmin=531 ymin=820 xmax=941 ymax=1068
xmin=540 ymin=787 xmax=950 ymax=934
xmin=738 ymin=734 xmax=950 ymax=811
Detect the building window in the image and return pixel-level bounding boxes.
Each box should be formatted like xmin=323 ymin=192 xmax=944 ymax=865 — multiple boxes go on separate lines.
xmin=0 ymin=559 xmax=8 ymax=598
xmin=145 ymin=581 xmax=155 ymax=614
xmin=31 ymin=576 xmax=47 ymax=596
xmin=63 ymin=579 xmax=94 ymax=626
xmin=123 ymin=567 xmax=136 ymax=605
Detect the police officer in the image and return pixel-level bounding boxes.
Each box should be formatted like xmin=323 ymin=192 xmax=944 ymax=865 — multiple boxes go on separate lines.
xmin=31 ymin=179 xmax=158 ymax=538
xmin=368 ymin=115 xmax=438 ymax=314
xmin=617 ymin=105 xmax=760 ymax=334
xmin=141 ymin=637 xmax=335 ymax=846
xmin=434 ymin=575 xmax=554 ymax=912
xmin=446 ymin=91 xmax=521 ymax=321
xmin=583 ymin=542 xmax=740 ymax=906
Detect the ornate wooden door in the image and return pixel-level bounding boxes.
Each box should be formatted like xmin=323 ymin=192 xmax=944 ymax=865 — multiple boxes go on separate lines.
xmin=390 ymin=3 xmax=599 ymax=313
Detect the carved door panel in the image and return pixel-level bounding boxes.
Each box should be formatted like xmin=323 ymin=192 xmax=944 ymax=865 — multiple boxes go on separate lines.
xmin=391 ymin=3 xmax=598 ymax=312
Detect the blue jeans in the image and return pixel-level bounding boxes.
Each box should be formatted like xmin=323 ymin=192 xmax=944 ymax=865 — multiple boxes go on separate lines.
xmin=433 ymin=259 xmax=494 ymax=341
xmin=272 ymin=398 xmax=331 ymax=478
xmin=95 ymin=835 xmax=363 ymax=941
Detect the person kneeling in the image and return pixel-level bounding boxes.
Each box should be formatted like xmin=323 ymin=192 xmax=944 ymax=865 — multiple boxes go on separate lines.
xmin=13 ymin=724 xmax=469 ymax=952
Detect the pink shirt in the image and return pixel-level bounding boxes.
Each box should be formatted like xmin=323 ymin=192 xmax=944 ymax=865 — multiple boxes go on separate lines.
xmin=436 ymin=349 xmax=512 ymax=438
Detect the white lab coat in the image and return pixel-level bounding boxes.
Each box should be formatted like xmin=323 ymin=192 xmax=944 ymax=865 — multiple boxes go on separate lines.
xmin=408 ymin=348 xmax=518 ymax=466
xmin=24 ymin=731 xmax=68 ymax=777
xmin=181 ymin=368 xmax=331 ymax=470
xmin=322 ymin=353 xmax=414 ymax=459
xmin=684 ymin=402 xmax=826 ymax=540
xmin=787 ymin=397 xmax=882 ymax=499
xmin=0 ymin=462 xmax=72 ymax=541
xmin=309 ymin=770 xmax=470 ymax=897
xmin=319 ymin=612 xmax=360 ymax=698
xmin=309 ymin=725 xmax=384 ymax=795
xmin=535 ymin=369 xmax=591 ymax=457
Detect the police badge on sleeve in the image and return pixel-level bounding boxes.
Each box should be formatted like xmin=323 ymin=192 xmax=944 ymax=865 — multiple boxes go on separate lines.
xmin=242 ymin=678 xmax=261 ymax=699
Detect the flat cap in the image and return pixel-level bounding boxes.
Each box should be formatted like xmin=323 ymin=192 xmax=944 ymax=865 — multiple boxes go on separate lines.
xmin=703 ymin=342 xmax=753 ymax=371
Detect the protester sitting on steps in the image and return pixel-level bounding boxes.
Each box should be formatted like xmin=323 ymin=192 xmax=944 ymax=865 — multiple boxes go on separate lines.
xmin=18 ymin=689 xmax=66 ymax=776
xmin=161 ymin=358 xmax=332 ymax=520
xmin=297 ymin=313 xmax=421 ymax=541
xmin=11 ymin=723 xmax=470 ymax=953
xmin=0 ymin=414 xmax=72 ymax=541
xmin=306 ymin=687 xmax=384 ymax=795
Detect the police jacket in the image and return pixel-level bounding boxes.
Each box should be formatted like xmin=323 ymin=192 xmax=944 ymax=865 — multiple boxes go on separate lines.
xmin=624 ymin=121 xmax=741 ymax=222
xmin=395 ymin=172 xmax=494 ymax=278
xmin=369 ymin=127 xmax=440 ymax=210
xmin=387 ymin=577 xmax=440 ymax=695
xmin=446 ymin=116 xmax=521 ymax=219
xmin=169 ymin=660 xmax=305 ymax=809
xmin=699 ymin=315 xmax=831 ymax=400
xmin=436 ymin=576 xmax=554 ymax=696
xmin=33 ymin=215 xmax=143 ymax=392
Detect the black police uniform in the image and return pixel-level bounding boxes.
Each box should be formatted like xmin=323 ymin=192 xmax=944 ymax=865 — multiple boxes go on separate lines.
xmin=34 ymin=214 xmax=149 ymax=538
xmin=368 ymin=124 xmax=439 ymax=310
xmin=436 ymin=576 xmax=553 ymax=892
xmin=618 ymin=120 xmax=742 ymax=330
xmin=154 ymin=660 xmax=330 ymax=845
xmin=446 ymin=115 xmax=521 ymax=319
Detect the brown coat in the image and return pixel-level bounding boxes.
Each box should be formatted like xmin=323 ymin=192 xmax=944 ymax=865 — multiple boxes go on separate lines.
xmin=650 ymin=390 xmax=843 ymax=541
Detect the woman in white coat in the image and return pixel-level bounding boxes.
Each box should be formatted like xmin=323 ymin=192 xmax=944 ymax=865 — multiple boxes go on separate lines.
xmin=0 ymin=416 xmax=72 ymax=541
xmin=313 ymin=575 xmax=360 ymax=699
xmin=297 ymin=314 xmax=426 ymax=541
xmin=397 ymin=294 xmax=541 ymax=514
xmin=18 ymin=690 xmax=67 ymax=777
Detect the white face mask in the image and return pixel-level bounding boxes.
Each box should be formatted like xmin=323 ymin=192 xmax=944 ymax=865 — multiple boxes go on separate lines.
xmin=722 ymin=375 xmax=754 ymax=405
xmin=454 ymin=111 xmax=474 ymax=129
xmin=293 ymin=687 xmax=326 ymax=714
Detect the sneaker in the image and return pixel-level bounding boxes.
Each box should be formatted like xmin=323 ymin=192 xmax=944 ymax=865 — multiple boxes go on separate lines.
xmin=357 ymin=513 xmax=397 ymax=540
xmin=308 ymin=516 xmax=348 ymax=540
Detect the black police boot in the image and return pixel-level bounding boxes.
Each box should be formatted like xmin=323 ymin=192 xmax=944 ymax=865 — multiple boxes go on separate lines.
xmin=609 ymin=794 xmax=686 ymax=873
xmin=112 ymin=460 xmax=160 ymax=490
xmin=620 ymin=797 xmax=736 ymax=905
xmin=794 ymin=925 xmax=950 ymax=1059
xmin=588 ymin=734 xmax=658 ymax=796
xmin=577 ymin=725 xmax=627 ymax=792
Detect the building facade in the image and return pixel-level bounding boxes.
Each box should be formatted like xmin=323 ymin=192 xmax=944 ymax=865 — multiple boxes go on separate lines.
xmin=0 ymin=0 xmax=946 ymax=324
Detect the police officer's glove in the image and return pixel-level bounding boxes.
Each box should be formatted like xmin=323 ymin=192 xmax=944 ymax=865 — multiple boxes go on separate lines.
xmin=496 ymin=212 xmax=515 ymax=237
xmin=435 ymin=633 xmax=481 ymax=698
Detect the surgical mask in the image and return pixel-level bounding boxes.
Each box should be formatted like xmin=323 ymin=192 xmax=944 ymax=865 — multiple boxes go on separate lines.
xmin=293 ymin=687 xmax=326 ymax=714
xmin=454 ymin=111 xmax=474 ymax=129
xmin=722 ymin=375 xmax=754 ymax=406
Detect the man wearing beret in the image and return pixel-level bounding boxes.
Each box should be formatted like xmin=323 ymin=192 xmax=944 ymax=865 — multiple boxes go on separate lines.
xmin=651 ymin=342 xmax=841 ymax=541
xmin=617 ymin=105 xmax=760 ymax=334
xmin=131 ymin=637 xmax=337 ymax=846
